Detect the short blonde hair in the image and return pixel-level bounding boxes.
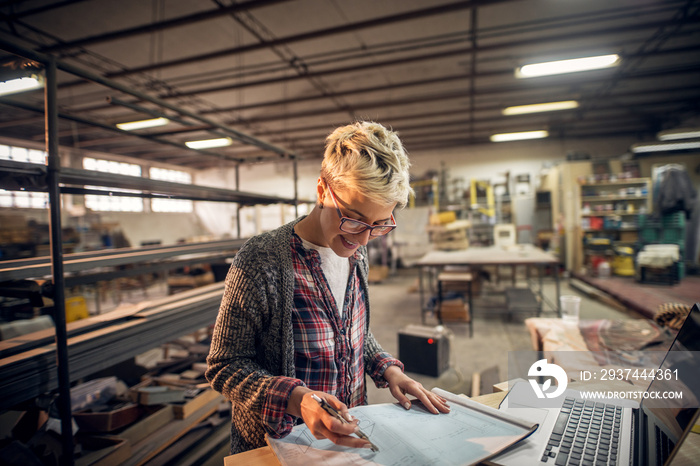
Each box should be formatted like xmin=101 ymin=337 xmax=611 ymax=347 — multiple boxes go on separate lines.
xmin=321 ymin=121 xmax=414 ymax=208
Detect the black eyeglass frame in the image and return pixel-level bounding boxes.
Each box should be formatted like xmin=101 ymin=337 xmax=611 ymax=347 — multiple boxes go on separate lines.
xmin=324 ymin=182 xmax=397 ymax=237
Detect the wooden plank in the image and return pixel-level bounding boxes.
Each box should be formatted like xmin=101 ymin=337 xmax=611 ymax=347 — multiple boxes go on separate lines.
xmin=113 ymin=405 xmax=174 ymax=446
xmin=122 ymin=396 xmax=221 ymax=466
xmin=225 ymin=446 xmax=280 ymax=466
xmin=172 ymin=389 xmax=223 ymax=420
xmin=150 ymin=419 xmax=230 ymax=466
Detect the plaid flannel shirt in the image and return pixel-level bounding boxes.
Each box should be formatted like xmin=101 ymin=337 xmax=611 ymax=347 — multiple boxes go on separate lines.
xmin=261 ymin=234 xmax=402 ymax=436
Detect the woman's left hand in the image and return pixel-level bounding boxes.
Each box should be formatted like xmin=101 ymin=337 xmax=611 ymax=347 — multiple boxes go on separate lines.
xmin=383 ymin=365 xmax=451 ymax=414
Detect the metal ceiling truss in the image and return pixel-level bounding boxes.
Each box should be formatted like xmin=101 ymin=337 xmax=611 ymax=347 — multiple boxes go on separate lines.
xmin=0 ymin=0 xmax=697 ymax=167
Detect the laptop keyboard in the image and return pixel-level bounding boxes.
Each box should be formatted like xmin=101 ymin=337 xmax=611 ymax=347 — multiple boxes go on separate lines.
xmin=540 ymin=397 xmax=622 ymax=466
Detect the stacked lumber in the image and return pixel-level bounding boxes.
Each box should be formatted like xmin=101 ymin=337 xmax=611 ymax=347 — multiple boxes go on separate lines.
xmin=0 ymin=282 xmax=225 ymax=411
xmin=426 ymin=218 xmax=471 ymax=251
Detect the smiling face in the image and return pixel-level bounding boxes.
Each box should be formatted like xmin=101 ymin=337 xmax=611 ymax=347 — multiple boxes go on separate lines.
xmin=315 ymin=178 xmax=396 ymax=258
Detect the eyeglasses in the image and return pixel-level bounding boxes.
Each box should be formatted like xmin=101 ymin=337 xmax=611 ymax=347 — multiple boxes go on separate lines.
xmin=325 ymin=183 xmax=396 ymax=236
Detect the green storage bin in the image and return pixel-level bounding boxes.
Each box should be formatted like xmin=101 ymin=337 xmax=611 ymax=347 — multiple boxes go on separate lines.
xmin=662 ymin=212 xmax=685 ymax=229
xmin=638 ymin=214 xmax=659 ymax=229
xmin=661 ymin=228 xmax=684 ymax=243
xmin=640 ymin=228 xmax=659 ymax=243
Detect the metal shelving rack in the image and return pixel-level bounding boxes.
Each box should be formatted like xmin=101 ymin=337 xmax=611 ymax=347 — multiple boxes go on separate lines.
xmin=0 ymin=38 xmax=301 ymax=464
xmin=577 ymin=177 xmax=652 ymax=272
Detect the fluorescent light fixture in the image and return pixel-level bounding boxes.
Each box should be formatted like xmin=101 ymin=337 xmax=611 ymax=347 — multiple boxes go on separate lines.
xmin=490 ymin=130 xmax=549 ymax=142
xmin=503 ymin=100 xmax=579 ymax=115
xmin=657 ymin=128 xmax=700 ymax=141
xmin=185 ymin=137 xmax=233 ymax=149
xmin=516 ymin=54 xmax=620 ymax=78
xmin=116 ymin=117 xmax=170 ymax=131
xmin=0 ymin=74 xmax=44 ymax=97
xmin=631 ymin=141 xmax=700 ymax=153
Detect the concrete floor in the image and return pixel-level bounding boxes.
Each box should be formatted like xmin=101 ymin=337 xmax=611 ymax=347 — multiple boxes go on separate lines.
xmin=365 ymin=266 xmax=633 ymax=405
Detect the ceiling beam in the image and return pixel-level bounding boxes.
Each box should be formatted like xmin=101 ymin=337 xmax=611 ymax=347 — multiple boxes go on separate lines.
xmin=106 ymin=0 xmax=514 ymax=78
xmin=39 ymin=0 xmax=293 ymax=53
xmin=0 ymin=35 xmax=296 ymax=159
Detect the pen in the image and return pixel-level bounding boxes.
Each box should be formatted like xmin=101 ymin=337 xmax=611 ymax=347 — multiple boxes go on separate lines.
xmin=310 ymin=393 xmax=379 ymax=452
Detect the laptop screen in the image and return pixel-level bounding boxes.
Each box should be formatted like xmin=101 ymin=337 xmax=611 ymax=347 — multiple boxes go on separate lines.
xmin=639 ymin=303 xmax=700 ymax=465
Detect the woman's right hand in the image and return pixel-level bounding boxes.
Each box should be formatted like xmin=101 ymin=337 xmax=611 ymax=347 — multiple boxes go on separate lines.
xmin=290 ymin=387 xmax=374 ymax=449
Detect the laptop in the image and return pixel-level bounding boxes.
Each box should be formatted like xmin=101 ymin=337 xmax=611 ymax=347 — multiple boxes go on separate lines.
xmin=492 ymin=303 xmax=700 ymax=466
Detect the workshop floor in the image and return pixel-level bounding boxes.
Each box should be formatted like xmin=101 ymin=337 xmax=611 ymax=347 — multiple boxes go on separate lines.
xmin=365 ymin=266 xmax=635 ymax=405
xmin=88 ymin=263 xmax=696 ymax=405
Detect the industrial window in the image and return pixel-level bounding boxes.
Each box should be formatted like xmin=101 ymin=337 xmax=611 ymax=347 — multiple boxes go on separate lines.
xmin=149 ymin=167 xmax=193 ymax=213
xmin=0 ymin=144 xmax=49 ymax=209
xmin=83 ymin=157 xmax=144 ymax=212
xmin=0 ymin=145 xmax=47 ymax=164
xmin=83 ymin=186 xmax=144 ymax=212
xmin=83 ymin=157 xmax=142 ymax=177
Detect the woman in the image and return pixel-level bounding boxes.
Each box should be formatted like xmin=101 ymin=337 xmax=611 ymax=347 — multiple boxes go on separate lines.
xmin=206 ymin=121 xmax=450 ymax=455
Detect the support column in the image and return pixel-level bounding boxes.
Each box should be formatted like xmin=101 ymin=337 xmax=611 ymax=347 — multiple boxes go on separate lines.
xmin=45 ymin=57 xmax=74 ymax=464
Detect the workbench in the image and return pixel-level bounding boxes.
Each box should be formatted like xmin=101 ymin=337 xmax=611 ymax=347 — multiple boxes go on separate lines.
xmin=416 ymin=245 xmax=561 ymax=323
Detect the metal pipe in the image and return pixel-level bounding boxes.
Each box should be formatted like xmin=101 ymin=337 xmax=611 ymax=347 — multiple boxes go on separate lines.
xmin=59 ymin=38 xmax=700 ymax=114
xmin=45 ymin=56 xmax=74 ymax=465
xmin=469 ymin=7 xmax=478 ymax=139
xmin=106 ymin=0 xmax=512 ymax=78
xmin=155 ymin=17 xmax=697 ymax=99
xmin=105 ymin=96 xmax=194 ymax=126
xmin=199 ymin=72 xmax=470 ymax=114
xmin=40 ymin=0 xmax=292 ymax=52
xmin=0 ymin=237 xmax=245 ymax=270
xmin=293 ymin=158 xmax=298 ymax=218
xmin=2 ymin=0 xmax=90 ymax=20
xmin=235 ymin=165 xmax=240 ymax=238
xmin=163 ymin=46 xmax=476 ymax=98
xmin=0 ymin=36 xmax=295 ymax=158
xmin=0 ymin=98 xmax=246 ymax=163
xmin=0 ymin=238 xmax=248 ymax=283
xmin=231 ymin=63 xmax=700 ymax=125
xmin=106 ymin=96 xmax=255 ymax=148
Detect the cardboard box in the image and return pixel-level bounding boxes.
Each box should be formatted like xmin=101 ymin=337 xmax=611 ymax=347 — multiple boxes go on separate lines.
xmin=438 ymin=298 xmax=470 ymax=323
xmin=74 ymin=403 xmax=142 ymax=433
xmin=440 ymin=271 xmax=482 ymax=296
xmin=367 ymin=265 xmax=389 ymax=283
xmin=619 ymin=231 xmax=638 ymax=243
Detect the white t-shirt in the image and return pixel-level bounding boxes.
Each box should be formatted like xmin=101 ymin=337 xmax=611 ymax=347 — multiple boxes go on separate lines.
xmin=300 ymin=238 xmax=350 ymax=318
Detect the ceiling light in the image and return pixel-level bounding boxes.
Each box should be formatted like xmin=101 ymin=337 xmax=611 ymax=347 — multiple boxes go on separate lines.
xmin=185 ymin=137 xmax=233 ymax=149
xmin=503 ymin=100 xmax=579 ymax=115
xmin=657 ymin=128 xmax=700 ymax=141
xmin=116 ymin=117 xmax=170 ymax=131
xmin=490 ymin=130 xmax=549 ymax=142
xmin=631 ymin=141 xmax=700 ymax=153
xmin=516 ymin=54 xmax=620 ymax=78
xmin=0 ymin=74 xmax=44 ymax=97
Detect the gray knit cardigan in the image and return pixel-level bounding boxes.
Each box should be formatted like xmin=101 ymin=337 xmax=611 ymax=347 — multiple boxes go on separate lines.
xmin=206 ymin=217 xmax=394 ymax=454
